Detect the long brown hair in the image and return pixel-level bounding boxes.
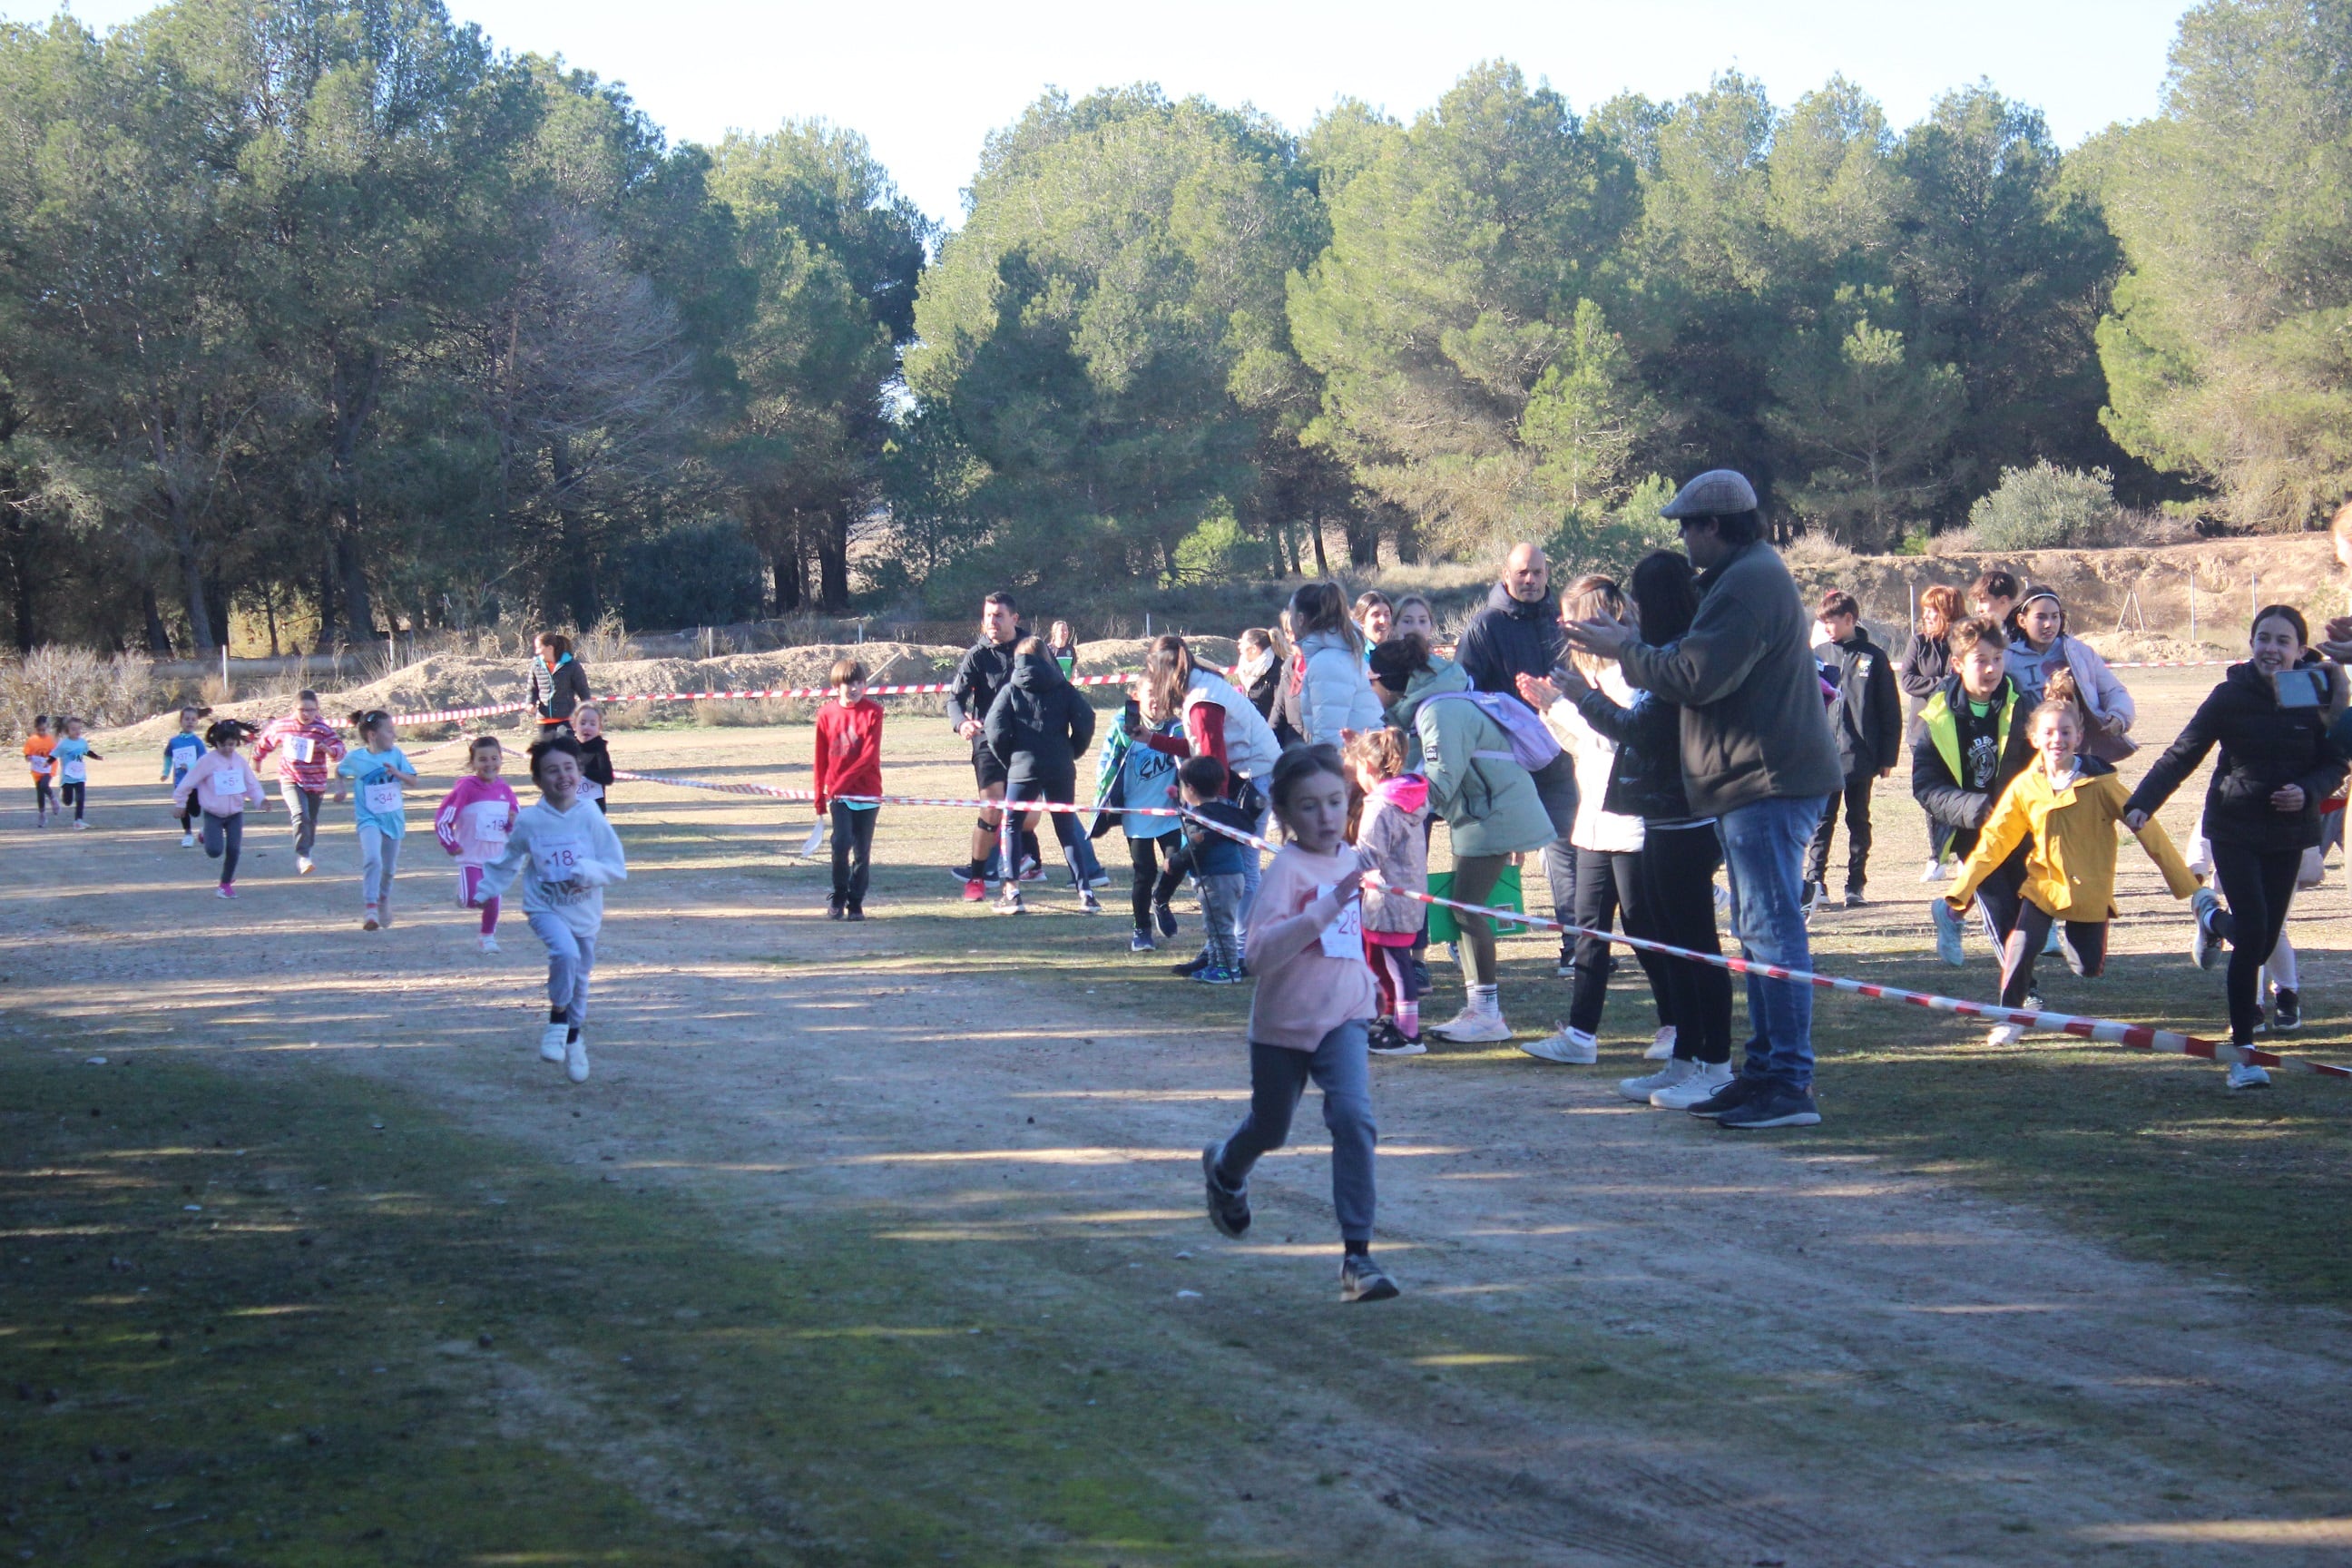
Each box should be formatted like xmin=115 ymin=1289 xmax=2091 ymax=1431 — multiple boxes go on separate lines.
xmin=1563 ymin=573 xmax=1625 ymax=681
xmin=1145 ymin=633 xmax=1195 ymax=720
xmin=1289 ymin=582 xmax=1361 ymax=655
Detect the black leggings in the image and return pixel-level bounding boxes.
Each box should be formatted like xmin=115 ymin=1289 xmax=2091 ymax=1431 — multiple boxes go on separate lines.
xmin=201 ymin=809 xmax=244 ymax=884
xmin=34 ymin=778 xmax=52 ymax=813
xmin=1128 ymin=835 xmax=1170 ymax=928
xmin=59 ymin=780 xmax=84 ymax=820
xmin=1567 ymin=846 xmax=1673 ymax=1035
xmin=1642 ymin=822 xmax=1731 ymax=1064
xmin=2210 ymin=842 xmax=2302 ymax=1044
xmin=1998 ymin=903 xmax=2106 ymax=1006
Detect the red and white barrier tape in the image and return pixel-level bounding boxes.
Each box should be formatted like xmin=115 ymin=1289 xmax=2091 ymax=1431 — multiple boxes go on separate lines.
xmin=391 ymin=671 xmax=1141 ymax=728
xmin=612 ymin=767 xmax=2348 ymax=1082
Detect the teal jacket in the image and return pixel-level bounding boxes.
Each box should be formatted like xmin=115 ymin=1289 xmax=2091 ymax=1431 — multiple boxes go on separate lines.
xmin=1387 ymin=658 xmax=1554 ymax=858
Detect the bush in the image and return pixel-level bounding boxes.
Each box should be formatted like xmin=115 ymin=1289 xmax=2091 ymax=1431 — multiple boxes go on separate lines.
xmin=1551 ymin=475 xmax=1681 ymax=579
xmin=0 ymin=647 xmax=156 ymax=740
xmin=613 ymin=519 xmax=767 ymax=632
xmin=1967 ymin=463 xmax=2122 ymax=551
xmin=1170 ymin=514 xmax=1269 ymax=583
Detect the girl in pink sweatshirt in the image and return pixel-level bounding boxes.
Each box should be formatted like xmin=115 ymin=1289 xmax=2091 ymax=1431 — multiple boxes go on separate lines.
xmin=171 ymin=720 xmax=268 ymax=897
xmin=1347 ymin=727 xmax=1430 ymax=1054
xmin=1200 ymin=742 xmax=1398 ymax=1303
xmin=435 ymin=736 xmax=522 ymax=954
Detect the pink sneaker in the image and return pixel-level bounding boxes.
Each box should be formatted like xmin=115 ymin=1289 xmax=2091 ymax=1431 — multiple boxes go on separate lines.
xmin=216 ymin=883 xmax=237 ymax=899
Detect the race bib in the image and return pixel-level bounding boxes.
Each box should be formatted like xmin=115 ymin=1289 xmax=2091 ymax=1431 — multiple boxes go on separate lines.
xmin=578 ymin=779 xmax=603 ymax=800
xmin=59 ymin=759 xmax=85 ymax=783
xmin=1315 ymin=884 xmax=1365 ymax=959
xmin=362 ymin=779 xmax=402 ymax=818
xmin=285 ymin=735 xmax=316 ymax=763
xmin=534 ymin=835 xmax=587 ymax=885
xmin=201 ymin=771 xmax=247 ymax=808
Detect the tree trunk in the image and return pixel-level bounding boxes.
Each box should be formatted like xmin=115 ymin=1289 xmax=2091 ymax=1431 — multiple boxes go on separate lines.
xmin=328 ymin=346 xmax=383 ymax=642
xmin=774 ymin=539 xmax=804 ymax=612
xmin=141 ymin=586 xmax=172 ymax=656
xmin=337 ymin=536 xmax=372 ymax=641
xmin=316 ymin=549 xmax=339 ymax=650
xmin=1308 ymin=513 xmax=1329 ymax=577
xmin=171 ymin=494 xmax=217 ymax=651
xmin=817 ymin=504 xmax=851 ymax=612
xmin=2 ymin=511 xmax=34 ymax=652
xmin=1276 ymin=518 xmax=1298 ymax=576
xmin=263 ymin=583 xmax=280 ymax=658
xmin=1344 ymin=511 xmax=1380 ymax=568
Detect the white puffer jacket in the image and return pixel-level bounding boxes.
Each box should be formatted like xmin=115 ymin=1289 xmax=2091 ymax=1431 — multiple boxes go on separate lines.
xmin=1184 ymin=670 xmax=1283 ymax=780
xmin=1295 ymin=629 xmax=1385 ymax=746
xmin=1544 ymin=664 xmax=1644 ymax=853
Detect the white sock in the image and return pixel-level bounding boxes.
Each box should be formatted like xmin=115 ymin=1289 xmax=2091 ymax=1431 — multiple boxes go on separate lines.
xmin=1470 ymin=982 xmax=1499 ymax=1014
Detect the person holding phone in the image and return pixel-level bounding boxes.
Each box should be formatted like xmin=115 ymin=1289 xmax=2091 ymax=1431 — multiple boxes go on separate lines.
xmin=2125 ymin=606 xmax=2347 ymax=1084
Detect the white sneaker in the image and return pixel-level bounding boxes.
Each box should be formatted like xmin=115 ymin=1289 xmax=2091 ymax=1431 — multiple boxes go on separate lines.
xmin=1078 ymin=888 xmax=1103 ymax=914
xmin=1643 ymin=1025 xmax=1677 ymax=1061
xmin=296 ymin=854 xmax=315 ymax=876
xmin=1520 ymin=1025 xmax=1597 ymax=1063
xmin=564 ymin=1034 xmax=591 ymax=1083
xmin=1986 ymin=1023 xmax=2026 ymax=1047
xmin=993 ymin=887 xmax=1024 ymax=916
xmin=180 ymin=831 xmax=196 ymax=848
xmin=1430 ymin=1004 xmax=1514 ymax=1044
xmin=2190 ymin=887 xmax=2222 ymax=971
xmin=539 ymin=1024 xmax=569 ymax=1063
xmin=1918 ymin=858 xmax=1947 ymax=883
xmin=1650 ymin=1060 xmax=1734 ymax=1109
xmin=479 ymin=934 xmax=500 ymax=954
xmin=1619 ymin=1056 xmax=1695 ymax=1101
xmin=73 ymin=819 xmax=87 ymax=830
xmin=2226 ymin=1060 xmax=2270 ymax=1090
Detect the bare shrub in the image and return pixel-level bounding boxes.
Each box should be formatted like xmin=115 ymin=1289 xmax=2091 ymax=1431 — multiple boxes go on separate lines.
xmin=0 ymin=646 xmax=157 ymax=740
xmin=571 ymin=611 xmax=636 ymax=668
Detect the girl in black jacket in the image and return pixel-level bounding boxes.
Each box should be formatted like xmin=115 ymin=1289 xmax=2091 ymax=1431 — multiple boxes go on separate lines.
xmin=985 ymin=641 xmax=1105 ymax=915
xmin=2124 ymin=606 xmax=2347 ymax=1081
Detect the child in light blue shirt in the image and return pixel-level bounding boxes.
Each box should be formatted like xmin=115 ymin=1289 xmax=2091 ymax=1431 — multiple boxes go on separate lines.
xmin=334 ymin=709 xmax=417 ymax=930
xmin=162 ymin=707 xmax=209 ymax=845
xmin=50 ymin=717 xmax=101 ymax=828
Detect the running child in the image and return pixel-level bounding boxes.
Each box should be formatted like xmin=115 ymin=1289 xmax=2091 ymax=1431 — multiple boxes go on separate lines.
xmin=1154 ymin=756 xmax=1258 ymax=982
xmin=435 ymin=736 xmax=520 ymax=953
xmin=335 ymin=710 xmax=418 ymax=931
xmin=162 ymin=707 xmax=210 ymax=846
xmin=1346 ymin=727 xmax=1428 ymax=1055
xmin=49 ymin=717 xmax=100 ymax=828
xmin=811 ymin=658 xmax=883 ymax=920
xmin=24 ymin=715 xmax=54 ymax=826
xmin=475 ymin=735 xmax=628 ymax=1084
xmin=171 ymin=719 xmax=267 ymax=897
xmin=1947 ymin=699 xmax=2197 ymax=1045
xmin=254 ymin=691 xmax=347 ymax=874
xmin=1200 ymin=742 xmax=1396 ymax=1303
xmin=573 ymin=704 xmax=614 ymax=813
xmin=1093 ymin=681 xmax=1182 ymax=951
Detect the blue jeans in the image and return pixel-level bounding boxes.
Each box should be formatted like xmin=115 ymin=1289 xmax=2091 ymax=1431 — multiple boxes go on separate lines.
xmin=1717 ymin=794 xmax=1828 ymax=1092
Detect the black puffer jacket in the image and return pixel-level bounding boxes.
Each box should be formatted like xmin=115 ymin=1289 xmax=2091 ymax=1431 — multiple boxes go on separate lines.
xmin=1567 ymin=680 xmax=1693 ymax=822
xmin=945 ymin=634 xmax=1021 ymax=739
xmin=2125 ymin=661 xmax=2347 ymax=851
xmin=985 ymin=652 xmax=1098 ymax=793
xmin=1897 ymin=632 xmax=1949 ymax=703
xmin=1455 ymin=583 xmax=1567 ymax=707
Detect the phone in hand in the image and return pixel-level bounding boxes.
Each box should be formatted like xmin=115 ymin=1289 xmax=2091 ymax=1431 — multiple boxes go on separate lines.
xmin=2275 ymin=667 xmax=2326 ymax=709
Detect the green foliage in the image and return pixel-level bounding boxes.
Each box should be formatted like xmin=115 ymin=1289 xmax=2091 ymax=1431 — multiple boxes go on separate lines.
xmin=1550 ymin=474 xmax=1680 ymax=579
xmin=1169 ymin=513 xmax=1269 ymax=583
xmin=612 ymin=517 xmax=766 ymax=628
xmin=1966 ymin=461 xmax=2122 ymax=550
xmin=1769 ymin=289 xmax=1963 ymax=548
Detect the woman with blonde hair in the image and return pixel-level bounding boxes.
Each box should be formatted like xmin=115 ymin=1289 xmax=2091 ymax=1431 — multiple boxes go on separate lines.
xmin=1903 ymin=583 xmax=1965 ymax=880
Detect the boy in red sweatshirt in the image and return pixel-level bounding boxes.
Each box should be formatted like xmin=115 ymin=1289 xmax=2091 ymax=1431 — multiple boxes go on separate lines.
xmin=812 ymin=657 xmax=885 ymax=920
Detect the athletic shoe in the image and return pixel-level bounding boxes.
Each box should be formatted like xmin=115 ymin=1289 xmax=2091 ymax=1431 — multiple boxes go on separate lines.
xmin=362 ymin=905 xmax=380 ymax=931
xmin=1619 ymin=1056 xmax=1695 ymax=1102
xmin=1130 ymin=929 xmax=1155 ymax=953
xmin=2226 ymin=1058 xmax=2271 ymax=1090
xmin=1555 ymin=948 xmax=1575 ymax=978
xmin=564 ymin=1033 xmax=590 ymax=1083
xmin=2041 ymin=922 xmax=2063 ymax=956
xmin=539 ymin=1024 xmax=568 ymax=1063
xmin=1800 ymin=880 xmax=1825 ymax=915
xmin=1201 ymin=1142 xmax=1250 ymax=1238
xmin=73 ymin=818 xmax=87 ymax=830
xmin=960 ymin=878 xmax=985 ymax=902
xmin=1017 ymin=856 xmax=1044 ymax=883
xmin=2271 ymin=987 xmax=2301 ymax=1033
xmin=827 ymin=898 xmax=844 ymax=921
xmin=1078 ymin=888 xmax=1103 ymax=915
xmin=1643 ymin=1025 xmax=1677 ymax=1061
xmin=1409 ymin=956 xmax=1432 ymax=992
xmin=1684 ymin=1073 xmax=1762 ymax=1120
xmin=1651 ymin=1060 xmax=1735 ymax=1109
xmin=296 ymin=855 xmax=314 ymax=876
xmin=844 ymin=905 xmax=865 ymax=922
xmin=1842 ymin=887 xmax=1865 ymax=908
xmin=180 ymin=831 xmax=196 ymax=848
xmin=1171 ymin=953 xmax=1209 ymax=977
xmin=1715 ymin=1083 xmax=1823 ymax=1130
xmin=1712 ymin=884 xmax=1731 ymax=915
xmin=1153 ymin=900 xmax=1178 ymax=938
xmin=2024 ymin=990 xmax=2043 ymax=1014
xmin=1367 ymin=1020 xmax=1426 ymax=1057
xmin=1430 ymin=1004 xmax=1514 ymax=1044
xmin=2190 ymin=887 xmax=2223 ymax=970
xmin=1520 ymin=1025 xmax=1597 ymax=1063
xmin=1339 ymin=1253 xmax=1400 ymax=1303
xmin=946 ymin=861 xmax=985 ymax=883
xmin=1986 ymin=1023 xmax=2026 ymax=1047
xmin=1082 ymin=869 xmax=1112 ymax=889
xmin=993 ymin=887 xmax=1025 ymax=916
xmin=215 ymin=883 xmax=236 ymax=899
xmin=1919 ymin=858 xmax=1946 ymax=883
xmin=1931 ymin=897 xmax=1965 ymax=966
xmin=478 ymin=934 xmax=499 ymax=954
xmin=1195 ymin=965 xmax=1247 ymax=985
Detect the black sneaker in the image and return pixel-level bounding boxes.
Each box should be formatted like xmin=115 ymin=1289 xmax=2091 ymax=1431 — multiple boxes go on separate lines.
xmin=1684 ymin=1073 xmax=1763 ymax=1120
xmin=946 ymin=861 xmax=985 ymax=884
xmin=2268 ymin=987 xmax=2301 ymax=1034
xmin=844 ymin=905 xmax=865 ymax=922
xmin=1153 ymin=900 xmax=1178 ymax=938
xmin=1842 ymin=887 xmax=1865 ymax=908
xmin=1201 ymin=1143 xmax=1250 ymax=1238
xmin=826 ymin=897 xmax=845 ymax=921
xmin=1340 ymin=1253 xmax=1400 ymax=1303
xmin=1367 ymin=1019 xmax=1426 ymax=1057
xmin=1171 ymin=953 xmax=1209 ymax=977
xmin=1715 ymin=1082 xmax=1823 ymax=1130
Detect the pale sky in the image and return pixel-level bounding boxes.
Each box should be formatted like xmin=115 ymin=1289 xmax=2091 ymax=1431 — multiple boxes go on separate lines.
xmin=18 ymin=0 xmax=2190 ymax=225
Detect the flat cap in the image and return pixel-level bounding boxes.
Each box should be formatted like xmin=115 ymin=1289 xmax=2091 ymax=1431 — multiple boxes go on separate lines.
xmin=1660 ymin=469 xmax=1759 ymax=519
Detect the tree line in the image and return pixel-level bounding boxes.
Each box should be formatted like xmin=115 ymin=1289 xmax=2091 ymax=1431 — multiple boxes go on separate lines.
xmin=0 ymin=0 xmax=2337 ymax=653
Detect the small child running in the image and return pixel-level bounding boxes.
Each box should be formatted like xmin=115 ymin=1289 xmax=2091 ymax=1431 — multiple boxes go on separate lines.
xmin=435 ymin=735 xmax=520 ymax=954
xmin=811 ymin=659 xmax=884 ymax=920
xmin=1200 ymin=742 xmax=1397 ymax=1303
xmin=1945 ymin=698 xmax=2198 ymax=1044
xmin=573 ymin=705 xmax=614 ymax=814
xmin=49 ymin=717 xmax=101 ymax=828
xmin=23 ymin=715 xmax=54 ymax=827
xmin=1346 ymin=728 xmax=1430 ymax=1055
xmin=162 ymin=707 xmax=210 ymax=847
xmin=476 ymin=735 xmax=628 ymax=1084
xmin=1155 ymin=756 xmax=1259 ymax=983
xmin=335 ymin=710 xmax=418 ymax=931
xmin=1095 ymin=681 xmax=1182 ymax=951
xmin=171 ymin=720 xmax=267 ymax=897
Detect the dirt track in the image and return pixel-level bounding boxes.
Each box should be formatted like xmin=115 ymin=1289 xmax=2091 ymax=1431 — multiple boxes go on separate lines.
xmin=5 ymin=704 xmax=2352 ymax=1565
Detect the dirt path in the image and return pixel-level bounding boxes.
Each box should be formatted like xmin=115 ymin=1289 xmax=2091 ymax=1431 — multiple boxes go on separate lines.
xmin=6 ymin=721 xmax=2352 ymax=1565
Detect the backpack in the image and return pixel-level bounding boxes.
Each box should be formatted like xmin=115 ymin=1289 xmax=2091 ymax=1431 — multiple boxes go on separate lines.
xmin=1419 ymin=691 xmax=1564 ymax=772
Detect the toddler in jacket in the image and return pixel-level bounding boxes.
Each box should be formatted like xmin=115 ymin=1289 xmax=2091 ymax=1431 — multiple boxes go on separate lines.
xmin=1946 ymin=700 xmax=2196 ymax=1044
xmin=436 ymin=736 xmax=522 ymax=953
xmin=477 ymin=735 xmax=628 ymax=1085
xmin=1346 ymin=727 xmax=1429 ymax=1054
xmin=1200 ymin=742 xmax=1398 ymax=1304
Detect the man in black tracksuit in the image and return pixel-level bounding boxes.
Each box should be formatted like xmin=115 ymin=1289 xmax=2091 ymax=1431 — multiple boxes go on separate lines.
xmin=1807 ymin=591 xmax=1903 ymax=906
xmin=944 ymin=591 xmax=1036 ymax=887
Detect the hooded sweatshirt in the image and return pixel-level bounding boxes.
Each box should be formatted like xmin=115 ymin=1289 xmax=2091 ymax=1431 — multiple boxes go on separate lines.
xmin=984 ymin=650 xmax=1098 ymax=792
xmin=1455 ymin=581 xmax=1568 ymax=706
xmin=475 ymin=795 xmax=628 ymax=937
xmin=1245 ymin=842 xmax=1380 ymax=1050
xmin=436 ymin=775 xmax=522 ymax=866
xmin=1386 ymin=657 xmax=1554 ymax=858
xmin=1356 ymin=774 xmax=1431 ymax=936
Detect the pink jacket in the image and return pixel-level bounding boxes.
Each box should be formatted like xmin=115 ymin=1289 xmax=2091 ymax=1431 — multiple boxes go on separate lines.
xmin=1244 ymin=843 xmax=1379 ymax=1050
xmin=435 ymin=775 xmax=521 ymax=865
xmin=254 ymin=715 xmax=346 ymax=792
xmin=172 ymin=750 xmax=268 ymax=817
xmin=1355 ymin=774 xmax=1430 ymax=936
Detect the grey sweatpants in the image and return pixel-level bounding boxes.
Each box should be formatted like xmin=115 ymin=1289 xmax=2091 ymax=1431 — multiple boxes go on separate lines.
xmin=1213 ymin=1021 xmax=1377 ymax=1243
xmin=358 ymin=824 xmax=400 ymax=907
xmin=527 ymin=910 xmax=597 ymax=1027
xmin=281 ymin=779 xmax=323 ymax=858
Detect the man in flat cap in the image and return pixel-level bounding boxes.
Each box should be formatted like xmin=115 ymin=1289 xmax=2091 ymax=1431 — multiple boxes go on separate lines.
xmin=1561 ymin=470 xmax=1841 ymax=1131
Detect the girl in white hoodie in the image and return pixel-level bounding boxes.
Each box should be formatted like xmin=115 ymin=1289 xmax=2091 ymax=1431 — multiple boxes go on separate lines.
xmin=476 ymin=736 xmax=627 ymax=1084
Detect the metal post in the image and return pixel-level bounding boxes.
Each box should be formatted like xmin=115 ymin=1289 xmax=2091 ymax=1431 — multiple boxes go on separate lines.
xmin=2190 ymin=578 xmax=2197 ymax=644
xmin=220 ymin=642 xmax=230 ymax=695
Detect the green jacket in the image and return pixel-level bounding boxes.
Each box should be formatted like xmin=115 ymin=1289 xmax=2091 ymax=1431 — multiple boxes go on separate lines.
xmin=1387 ymin=659 xmax=1555 ymax=858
